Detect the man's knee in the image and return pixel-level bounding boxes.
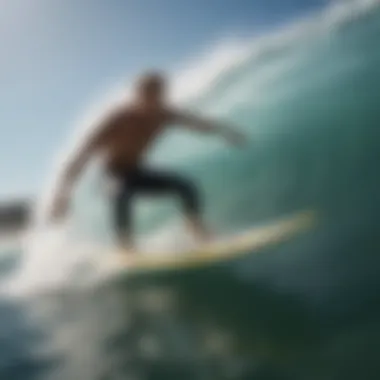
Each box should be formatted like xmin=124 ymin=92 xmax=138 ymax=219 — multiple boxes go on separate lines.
xmin=113 ymin=189 xmax=132 ymax=231
xmin=174 ymin=177 xmax=200 ymax=213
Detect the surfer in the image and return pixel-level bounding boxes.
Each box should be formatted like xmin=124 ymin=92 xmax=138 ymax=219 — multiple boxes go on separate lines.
xmin=49 ymin=72 xmax=246 ymax=252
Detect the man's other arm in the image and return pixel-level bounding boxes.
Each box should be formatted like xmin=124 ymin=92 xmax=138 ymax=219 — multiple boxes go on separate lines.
xmin=169 ymin=109 xmax=246 ymax=146
xmin=49 ymin=110 xmax=120 ymax=221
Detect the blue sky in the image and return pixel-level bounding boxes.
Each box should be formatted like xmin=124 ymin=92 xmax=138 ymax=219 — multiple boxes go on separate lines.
xmin=0 ymin=0 xmax=328 ymax=200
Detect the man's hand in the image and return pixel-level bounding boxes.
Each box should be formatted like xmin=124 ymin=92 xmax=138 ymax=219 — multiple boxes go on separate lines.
xmin=172 ymin=110 xmax=248 ymax=148
xmin=49 ymin=190 xmax=70 ymax=223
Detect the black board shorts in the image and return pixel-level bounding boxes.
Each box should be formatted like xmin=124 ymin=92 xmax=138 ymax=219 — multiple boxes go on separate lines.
xmin=106 ymin=164 xmax=201 ymax=236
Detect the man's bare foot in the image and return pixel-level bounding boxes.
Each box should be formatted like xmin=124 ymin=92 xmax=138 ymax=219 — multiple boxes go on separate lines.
xmin=114 ymin=247 xmax=138 ymax=266
xmin=186 ymin=216 xmax=214 ymax=245
xmin=117 ymin=234 xmax=134 ymax=251
xmin=115 ymin=236 xmax=139 ymax=261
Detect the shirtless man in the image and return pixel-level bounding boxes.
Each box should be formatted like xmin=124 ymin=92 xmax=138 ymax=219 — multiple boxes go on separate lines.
xmin=49 ymin=72 xmax=246 ymax=252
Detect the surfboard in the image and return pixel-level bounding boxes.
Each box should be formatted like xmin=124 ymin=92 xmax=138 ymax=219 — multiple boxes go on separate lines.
xmin=101 ymin=209 xmax=317 ymax=274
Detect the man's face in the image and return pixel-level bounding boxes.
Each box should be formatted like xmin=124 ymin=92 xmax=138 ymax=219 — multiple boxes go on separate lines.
xmin=139 ymin=79 xmax=166 ymax=106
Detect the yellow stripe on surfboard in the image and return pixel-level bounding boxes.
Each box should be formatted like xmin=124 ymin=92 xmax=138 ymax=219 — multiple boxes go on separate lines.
xmin=103 ymin=209 xmax=317 ymax=273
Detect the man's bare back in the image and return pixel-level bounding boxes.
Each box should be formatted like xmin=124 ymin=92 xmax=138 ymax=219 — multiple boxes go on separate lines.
xmin=49 ymin=72 xmax=246 ymax=251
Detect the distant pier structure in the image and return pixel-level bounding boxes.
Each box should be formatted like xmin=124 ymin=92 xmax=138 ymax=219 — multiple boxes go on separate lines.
xmin=0 ymin=199 xmax=32 ymax=233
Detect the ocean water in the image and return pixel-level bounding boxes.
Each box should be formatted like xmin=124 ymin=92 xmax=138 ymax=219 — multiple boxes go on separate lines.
xmin=2 ymin=1 xmax=380 ymax=379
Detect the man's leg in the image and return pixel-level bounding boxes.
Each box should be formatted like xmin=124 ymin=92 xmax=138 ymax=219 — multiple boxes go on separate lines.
xmin=173 ymin=178 xmax=210 ymax=242
xmin=137 ymin=169 xmax=211 ymax=242
xmin=112 ymin=181 xmax=135 ymax=252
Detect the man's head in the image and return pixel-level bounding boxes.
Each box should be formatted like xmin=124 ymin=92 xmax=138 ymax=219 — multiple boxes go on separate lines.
xmin=135 ymin=71 xmax=167 ymax=106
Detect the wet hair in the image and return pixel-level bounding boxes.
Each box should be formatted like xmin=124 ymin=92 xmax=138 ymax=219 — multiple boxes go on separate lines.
xmin=136 ymin=71 xmax=166 ymax=92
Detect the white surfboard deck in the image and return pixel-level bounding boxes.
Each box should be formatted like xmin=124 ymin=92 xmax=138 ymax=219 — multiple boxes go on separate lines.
xmin=99 ymin=210 xmax=317 ymax=274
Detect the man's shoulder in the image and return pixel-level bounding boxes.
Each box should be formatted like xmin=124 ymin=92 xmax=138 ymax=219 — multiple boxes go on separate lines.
xmin=109 ymin=102 xmax=133 ymax=118
xmin=106 ymin=103 xmax=181 ymax=122
xmin=163 ymin=106 xmax=183 ymax=121
xmin=102 ymin=103 xmax=137 ymax=127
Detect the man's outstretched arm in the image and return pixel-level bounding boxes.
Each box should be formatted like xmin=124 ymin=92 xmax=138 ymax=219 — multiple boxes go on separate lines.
xmin=170 ymin=110 xmax=247 ymax=146
xmin=48 ymin=112 xmax=117 ymax=221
